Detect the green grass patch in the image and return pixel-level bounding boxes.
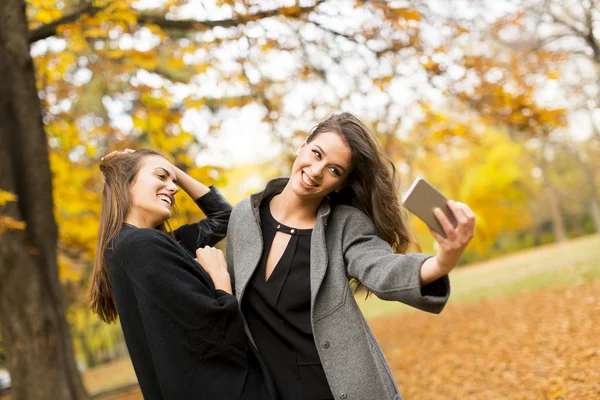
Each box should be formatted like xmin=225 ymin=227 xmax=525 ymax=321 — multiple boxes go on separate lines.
xmin=358 ymin=234 xmax=600 ymax=320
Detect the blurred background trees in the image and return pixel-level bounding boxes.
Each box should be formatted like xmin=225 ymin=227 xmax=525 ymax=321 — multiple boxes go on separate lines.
xmin=0 ymin=0 xmax=598 ymax=399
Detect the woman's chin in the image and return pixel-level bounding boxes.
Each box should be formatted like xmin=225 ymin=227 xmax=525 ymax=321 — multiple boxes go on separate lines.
xmin=155 ymin=209 xmax=172 ymax=224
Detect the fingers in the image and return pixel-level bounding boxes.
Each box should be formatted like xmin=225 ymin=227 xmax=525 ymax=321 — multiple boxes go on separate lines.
xmin=432 ymin=200 xmax=476 ymax=245
xmin=451 ymin=201 xmax=475 ymax=225
xmin=446 ymin=200 xmax=467 ymax=225
xmin=433 ymin=207 xmax=456 ymax=240
xmin=196 ymin=245 xmax=223 ymax=255
xmin=101 ymin=148 xmax=136 ymax=161
xmin=195 ymin=246 xmax=225 ymax=266
xmin=452 ymin=201 xmax=476 ymax=238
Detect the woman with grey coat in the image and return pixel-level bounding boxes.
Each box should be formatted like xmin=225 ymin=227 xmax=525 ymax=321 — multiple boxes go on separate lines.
xmin=226 ymin=112 xmax=476 ymax=400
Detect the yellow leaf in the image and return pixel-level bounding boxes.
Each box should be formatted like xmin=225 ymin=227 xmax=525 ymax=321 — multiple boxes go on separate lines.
xmin=85 ymin=27 xmax=109 ymax=38
xmin=35 ymin=8 xmax=62 ymax=24
xmin=131 ymin=51 xmax=158 ymax=70
xmin=391 ymin=7 xmax=421 ymax=22
xmin=0 ymin=190 xmax=17 ymax=206
xmin=546 ymin=70 xmax=561 ymax=80
xmin=547 ymin=388 xmax=562 ymax=398
xmin=0 ymin=215 xmax=26 ymax=235
xmin=111 ymin=9 xmax=139 ymax=26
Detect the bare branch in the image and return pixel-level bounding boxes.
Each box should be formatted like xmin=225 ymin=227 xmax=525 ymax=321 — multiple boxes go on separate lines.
xmin=548 ymin=6 xmax=586 ymax=38
xmin=309 ymin=20 xmax=362 ymax=46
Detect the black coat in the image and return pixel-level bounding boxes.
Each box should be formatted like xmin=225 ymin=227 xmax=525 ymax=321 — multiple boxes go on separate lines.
xmin=106 ymin=187 xmax=276 ymax=399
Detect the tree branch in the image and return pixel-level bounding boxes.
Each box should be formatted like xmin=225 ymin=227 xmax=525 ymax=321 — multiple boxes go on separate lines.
xmin=29 ymin=1 xmax=326 ymax=44
xmin=581 ymin=0 xmax=600 ymax=63
xmin=309 ymin=19 xmax=361 ymax=45
xmin=28 ymin=4 xmax=104 ymax=44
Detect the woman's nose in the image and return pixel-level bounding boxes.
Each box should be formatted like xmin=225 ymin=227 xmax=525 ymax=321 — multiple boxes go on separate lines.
xmin=167 ymin=180 xmax=178 ymax=194
xmin=312 ymin=161 xmax=327 ymax=176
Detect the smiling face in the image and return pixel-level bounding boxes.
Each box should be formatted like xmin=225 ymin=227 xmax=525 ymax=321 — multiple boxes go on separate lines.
xmin=289 ymin=130 xmax=353 ymax=202
xmin=126 ymin=155 xmax=178 ymax=228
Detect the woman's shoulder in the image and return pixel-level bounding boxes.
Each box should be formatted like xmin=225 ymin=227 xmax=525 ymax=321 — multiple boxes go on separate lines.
xmin=230 ymin=198 xmax=253 ymax=222
xmin=119 ymin=226 xmax=169 ymax=243
xmin=232 ymin=198 xmax=251 ymax=212
xmin=113 ymin=227 xmax=175 ymax=258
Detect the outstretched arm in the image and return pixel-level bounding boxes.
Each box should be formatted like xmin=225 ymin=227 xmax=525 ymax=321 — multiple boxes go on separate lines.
xmin=343 ymin=211 xmax=450 ymax=313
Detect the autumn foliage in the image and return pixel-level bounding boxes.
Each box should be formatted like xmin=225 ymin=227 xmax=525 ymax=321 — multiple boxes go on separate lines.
xmin=0 ymin=1 xmax=598 ymax=397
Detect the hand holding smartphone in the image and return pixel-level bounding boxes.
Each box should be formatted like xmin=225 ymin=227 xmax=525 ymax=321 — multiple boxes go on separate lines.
xmin=401 ymin=177 xmax=457 ymax=239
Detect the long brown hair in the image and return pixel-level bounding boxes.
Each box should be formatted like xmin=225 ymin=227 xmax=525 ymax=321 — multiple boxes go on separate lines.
xmin=89 ymin=148 xmax=166 ymax=323
xmin=308 ymin=112 xmax=415 ymax=254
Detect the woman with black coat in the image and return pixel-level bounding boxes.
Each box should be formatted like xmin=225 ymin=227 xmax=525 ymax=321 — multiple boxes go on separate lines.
xmin=89 ymin=148 xmax=276 ymax=400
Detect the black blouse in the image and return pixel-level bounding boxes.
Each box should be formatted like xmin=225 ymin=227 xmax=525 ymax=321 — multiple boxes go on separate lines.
xmin=242 ymin=197 xmax=334 ymax=400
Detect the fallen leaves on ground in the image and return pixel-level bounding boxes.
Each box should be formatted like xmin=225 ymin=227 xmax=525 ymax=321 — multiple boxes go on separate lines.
xmin=369 ymin=281 xmax=600 ymax=400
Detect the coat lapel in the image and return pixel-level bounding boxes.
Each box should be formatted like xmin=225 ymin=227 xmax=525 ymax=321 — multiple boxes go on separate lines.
xmin=235 ymin=177 xmax=287 ymax=299
xmin=310 ymin=200 xmax=330 ymax=309
xmin=234 ymin=212 xmax=263 ymax=298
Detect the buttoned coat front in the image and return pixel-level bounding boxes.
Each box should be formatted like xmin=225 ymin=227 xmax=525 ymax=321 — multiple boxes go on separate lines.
xmin=226 ymin=178 xmax=451 ymax=400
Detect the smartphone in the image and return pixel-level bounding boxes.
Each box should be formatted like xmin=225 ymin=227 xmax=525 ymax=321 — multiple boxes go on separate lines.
xmin=401 ymin=177 xmax=457 ymax=239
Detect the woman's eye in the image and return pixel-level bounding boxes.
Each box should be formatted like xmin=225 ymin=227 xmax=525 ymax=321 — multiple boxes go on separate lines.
xmin=329 ymin=167 xmax=341 ymax=176
xmin=157 ymin=174 xmax=166 ymax=180
xmin=312 ymin=150 xmax=321 ymax=159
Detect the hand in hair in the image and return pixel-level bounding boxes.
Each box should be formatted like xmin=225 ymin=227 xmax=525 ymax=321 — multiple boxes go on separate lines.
xmin=195 ymin=246 xmax=232 ymax=295
xmin=420 ymin=200 xmax=476 ymax=285
xmin=101 ymin=148 xmax=135 ymax=161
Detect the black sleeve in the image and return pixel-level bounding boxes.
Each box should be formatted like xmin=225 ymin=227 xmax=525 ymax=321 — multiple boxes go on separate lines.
xmin=117 ymin=230 xmax=248 ymax=399
xmin=174 ymin=185 xmax=233 ymax=252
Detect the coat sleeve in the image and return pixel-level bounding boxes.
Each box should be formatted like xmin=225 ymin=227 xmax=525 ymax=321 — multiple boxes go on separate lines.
xmin=116 ymin=229 xmax=248 ymax=398
xmin=174 ymin=185 xmax=233 ymax=252
xmin=341 ymin=210 xmax=450 ymax=314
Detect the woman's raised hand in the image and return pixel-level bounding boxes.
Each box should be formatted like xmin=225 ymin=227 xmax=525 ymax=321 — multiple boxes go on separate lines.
xmin=429 ymin=200 xmax=476 ymax=275
xmin=195 ymin=246 xmax=232 ymax=295
xmin=101 ymin=148 xmax=135 ymax=161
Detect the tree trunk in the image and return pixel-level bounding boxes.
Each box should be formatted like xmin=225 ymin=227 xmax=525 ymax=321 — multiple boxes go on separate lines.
xmin=538 ymin=153 xmax=568 ymax=242
xmin=564 ymin=132 xmax=600 ymax=232
xmin=0 ymin=1 xmax=89 ymax=399
xmin=543 ymin=181 xmax=568 ymax=242
xmin=567 ymin=139 xmax=600 ymax=233
xmin=580 ymin=159 xmax=600 ymax=233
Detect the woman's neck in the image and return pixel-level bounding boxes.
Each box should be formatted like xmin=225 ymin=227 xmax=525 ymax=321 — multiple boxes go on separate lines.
xmin=270 ymin=182 xmax=322 ymax=228
xmin=124 ymin=211 xmax=158 ymax=229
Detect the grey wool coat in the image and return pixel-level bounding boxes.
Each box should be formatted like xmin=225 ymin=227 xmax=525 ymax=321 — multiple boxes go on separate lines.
xmin=226 ymin=178 xmax=451 ymax=400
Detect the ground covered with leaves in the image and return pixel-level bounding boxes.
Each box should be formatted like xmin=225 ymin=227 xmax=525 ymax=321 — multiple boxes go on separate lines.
xmin=91 ymin=280 xmax=600 ymax=400
xmin=370 ymin=281 xmax=600 ymax=400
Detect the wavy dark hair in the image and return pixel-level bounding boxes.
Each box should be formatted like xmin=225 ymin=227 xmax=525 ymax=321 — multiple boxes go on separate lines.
xmin=89 ymin=148 xmax=172 ymax=323
xmin=307 ymin=112 xmax=416 ymax=257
